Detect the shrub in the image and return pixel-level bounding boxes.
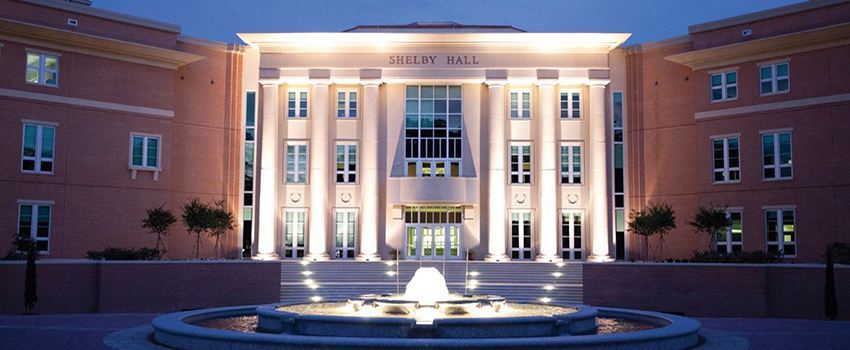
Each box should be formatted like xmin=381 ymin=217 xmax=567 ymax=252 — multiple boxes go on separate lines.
xmin=689 ymin=250 xmax=783 ymax=264
xmin=826 ymin=242 xmax=850 ymax=265
xmin=2 ymin=235 xmax=39 ymax=261
xmin=86 ymin=247 xmax=161 ymax=260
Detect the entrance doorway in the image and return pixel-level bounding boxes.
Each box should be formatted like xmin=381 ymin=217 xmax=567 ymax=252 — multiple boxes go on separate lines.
xmin=403 ymin=206 xmax=462 ymax=260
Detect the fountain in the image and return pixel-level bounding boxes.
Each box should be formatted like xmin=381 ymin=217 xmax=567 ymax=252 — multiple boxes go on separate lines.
xmin=152 ymin=267 xmax=701 ymax=349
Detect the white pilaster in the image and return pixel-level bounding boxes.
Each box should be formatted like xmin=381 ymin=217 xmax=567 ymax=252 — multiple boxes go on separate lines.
xmin=536 ymin=82 xmax=561 ymax=262
xmin=485 ymin=81 xmax=509 ymax=262
xmin=357 ymin=81 xmax=381 ymax=261
xmin=257 ymin=82 xmax=280 ymax=259
xmin=587 ymin=82 xmax=613 ymax=262
xmin=307 ymin=81 xmax=330 ymax=261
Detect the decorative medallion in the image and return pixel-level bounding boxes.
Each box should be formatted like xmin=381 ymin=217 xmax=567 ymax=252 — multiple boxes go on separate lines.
xmin=567 ymin=193 xmax=579 ymax=204
xmin=341 ymin=193 xmax=352 ymax=203
xmin=290 ymin=192 xmax=302 ymax=203
xmin=515 ymin=194 xmax=527 ymax=204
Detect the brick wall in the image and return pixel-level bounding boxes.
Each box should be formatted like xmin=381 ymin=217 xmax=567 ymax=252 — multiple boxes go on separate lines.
xmin=583 ymin=263 xmax=850 ymax=319
xmin=0 ymin=260 xmax=280 ymax=314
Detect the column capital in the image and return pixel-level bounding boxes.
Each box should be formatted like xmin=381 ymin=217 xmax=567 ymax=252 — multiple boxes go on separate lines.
xmin=586 ymin=79 xmax=611 ymax=87
xmin=485 ymin=79 xmax=507 ymax=87
xmin=535 ymin=79 xmax=558 ymax=87
xmin=310 ymin=79 xmax=331 ymax=87
xmin=259 ymin=80 xmax=281 ymax=87
xmin=360 ymin=79 xmax=382 ymax=87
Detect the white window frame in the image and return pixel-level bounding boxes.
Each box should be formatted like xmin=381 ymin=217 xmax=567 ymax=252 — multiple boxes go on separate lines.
xmin=561 ymin=210 xmax=584 ymax=260
xmin=283 ymin=209 xmax=307 ymax=258
xmin=711 ymin=136 xmax=740 ymax=183
xmin=129 ymin=133 xmax=161 ymax=171
xmin=285 ymin=142 xmax=309 ymax=184
xmin=17 ymin=201 xmax=53 ymax=254
xmin=560 ymin=143 xmax=582 ymax=185
xmin=559 ymin=90 xmax=581 ymax=119
xmin=26 ymin=52 xmax=59 ymax=87
xmin=761 ymin=131 xmax=792 ymax=180
xmin=509 ymin=89 xmax=531 ymax=119
xmin=336 ymin=142 xmax=357 ymax=184
xmin=765 ymin=208 xmax=796 ymax=257
xmin=759 ymin=62 xmax=790 ymax=96
xmin=510 ymin=142 xmax=532 ymax=185
xmin=21 ymin=123 xmax=56 ymax=175
xmin=710 ymin=70 xmax=737 ymax=102
xmin=287 ymin=88 xmax=308 ymax=118
xmin=337 ymin=89 xmax=358 ymax=118
xmin=716 ymin=210 xmax=743 ymax=254
xmin=404 ymin=85 xmax=463 ymax=178
xmin=334 ymin=210 xmax=357 ymax=259
xmin=510 ymin=210 xmax=533 ymax=260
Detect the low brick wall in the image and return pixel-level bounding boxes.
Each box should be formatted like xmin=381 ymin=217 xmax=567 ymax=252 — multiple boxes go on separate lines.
xmin=583 ymin=262 xmax=850 ymax=319
xmin=0 ymin=260 xmax=281 ymax=314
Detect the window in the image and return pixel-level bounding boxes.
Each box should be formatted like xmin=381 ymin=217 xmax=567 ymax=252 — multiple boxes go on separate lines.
xmin=242 ymin=91 xmax=257 ymax=257
xmin=712 ymin=137 xmax=740 ymax=183
xmin=717 ymin=210 xmax=743 ymax=254
xmin=510 ymin=211 xmax=532 ymax=260
xmin=336 ymin=143 xmax=357 ymax=183
xmin=22 ymin=124 xmax=55 ymax=174
xmin=404 ymin=85 xmax=462 ymax=177
xmin=765 ymin=208 xmax=795 ymax=257
xmin=612 ymin=92 xmax=626 ymax=260
xmin=285 ymin=144 xmax=308 ymax=183
xmin=559 ymin=91 xmax=580 ymax=119
xmin=283 ymin=210 xmax=306 ymax=258
xmin=130 ymin=134 xmax=160 ymax=169
xmin=287 ymin=89 xmax=308 ymax=118
xmin=335 ymin=211 xmax=356 ymax=259
xmin=510 ymin=143 xmax=531 ymax=184
xmin=560 ymin=144 xmax=581 ymax=184
xmin=762 ymin=132 xmax=792 ymax=180
xmin=561 ymin=211 xmax=583 ymax=260
xmin=710 ymin=71 xmax=737 ymax=102
xmin=337 ymin=89 xmax=357 ymax=118
xmin=760 ymin=63 xmax=789 ymax=95
xmin=26 ymin=52 xmax=59 ymax=86
xmin=510 ymin=90 xmax=531 ymax=119
xmin=403 ymin=206 xmax=462 ymax=259
xmin=18 ymin=203 xmax=51 ymax=253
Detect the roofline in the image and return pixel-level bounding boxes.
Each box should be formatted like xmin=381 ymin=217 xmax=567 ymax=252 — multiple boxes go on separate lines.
xmin=177 ymin=34 xmax=246 ymax=53
xmin=343 ymin=24 xmax=526 ymax=33
xmin=636 ymin=35 xmax=694 ymax=52
xmin=688 ymin=0 xmax=849 ymax=34
xmin=15 ymin=0 xmax=182 ymax=34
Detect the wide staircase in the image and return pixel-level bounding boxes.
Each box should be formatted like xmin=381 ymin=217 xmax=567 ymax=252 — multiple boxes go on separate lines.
xmin=280 ymin=260 xmax=583 ymax=305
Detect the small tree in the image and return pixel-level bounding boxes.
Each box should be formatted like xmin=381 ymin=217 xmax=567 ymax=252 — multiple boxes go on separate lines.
xmin=826 ymin=244 xmax=838 ymax=320
xmin=208 ymin=200 xmax=234 ymax=259
xmin=142 ymin=204 xmax=177 ymax=257
xmin=628 ymin=202 xmax=676 ymax=260
xmin=182 ymin=197 xmax=212 ymax=259
xmin=3 ymin=235 xmax=38 ymax=261
xmin=688 ymin=204 xmax=731 ymax=251
xmin=24 ymin=244 xmax=37 ymax=315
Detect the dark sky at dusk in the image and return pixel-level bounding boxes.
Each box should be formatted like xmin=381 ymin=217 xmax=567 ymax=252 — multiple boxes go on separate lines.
xmin=94 ymin=0 xmax=802 ymax=45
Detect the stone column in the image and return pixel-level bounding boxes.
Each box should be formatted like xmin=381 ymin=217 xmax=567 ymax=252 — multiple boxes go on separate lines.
xmin=357 ymin=80 xmax=381 ymax=261
xmin=257 ymin=82 xmax=280 ymax=259
xmin=307 ymin=80 xmax=330 ymax=261
xmin=587 ymin=82 xmax=612 ymax=262
xmin=485 ymin=81 xmax=509 ymax=262
xmin=536 ymin=82 xmax=561 ymax=262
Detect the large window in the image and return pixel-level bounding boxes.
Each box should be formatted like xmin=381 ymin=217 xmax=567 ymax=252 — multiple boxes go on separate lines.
xmin=559 ymin=90 xmax=580 ymax=119
xmin=510 ymin=211 xmax=532 ymax=260
xmin=760 ymin=63 xmax=789 ymax=95
xmin=404 ymin=85 xmax=462 ymax=177
xmin=335 ymin=211 xmax=356 ymax=259
xmin=717 ymin=210 xmax=743 ymax=254
xmin=18 ymin=202 xmax=51 ymax=253
xmin=285 ymin=143 xmax=308 ymax=183
xmin=510 ymin=143 xmax=532 ymax=184
xmin=337 ymin=89 xmax=357 ymax=118
xmin=561 ymin=211 xmax=583 ymax=260
xmin=560 ymin=144 xmax=581 ymax=184
xmin=336 ymin=143 xmax=357 ymax=183
xmin=612 ymin=92 xmax=626 ymax=260
xmin=510 ymin=90 xmax=531 ymax=119
xmin=712 ymin=137 xmax=740 ymax=183
xmin=403 ymin=206 xmax=462 ymax=259
xmin=22 ymin=123 xmax=55 ymax=174
xmin=287 ymin=89 xmax=308 ymax=118
xmin=762 ymin=132 xmax=792 ymax=180
xmin=26 ymin=52 xmax=59 ymax=86
xmin=765 ymin=208 xmax=795 ymax=257
xmin=283 ymin=210 xmax=306 ymax=258
xmin=130 ymin=134 xmax=160 ymax=169
xmin=242 ymin=91 xmax=256 ymax=257
xmin=710 ymin=71 xmax=737 ymax=102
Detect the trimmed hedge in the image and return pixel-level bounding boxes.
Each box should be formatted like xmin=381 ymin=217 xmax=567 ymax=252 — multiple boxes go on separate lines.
xmin=663 ymin=250 xmax=784 ymax=264
xmin=86 ymin=247 xmax=161 ymax=261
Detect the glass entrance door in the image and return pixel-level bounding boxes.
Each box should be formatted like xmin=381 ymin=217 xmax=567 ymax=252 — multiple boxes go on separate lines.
xmin=403 ymin=206 xmax=463 ymax=260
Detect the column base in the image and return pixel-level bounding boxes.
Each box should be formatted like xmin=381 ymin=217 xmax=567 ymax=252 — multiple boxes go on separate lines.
xmin=536 ymin=254 xmax=563 ymax=263
xmin=253 ymin=253 xmax=279 ymax=261
xmin=586 ymin=254 xmax=615 ymax=262
xmin=305 ymin=252 xmax=330 ymax=261
xmin=484 ymin=254 xmax=510 ymax=262
xmin=356 ymin=253 xmax=381 ymax=262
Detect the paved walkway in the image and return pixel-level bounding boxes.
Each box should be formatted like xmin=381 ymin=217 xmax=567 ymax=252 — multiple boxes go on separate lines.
xmin=1 ymin=313 xmax=849 ymax=349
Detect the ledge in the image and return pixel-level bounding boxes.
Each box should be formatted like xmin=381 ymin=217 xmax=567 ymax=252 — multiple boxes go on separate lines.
xmin=387 ymin=177 xmax=479 ymax=205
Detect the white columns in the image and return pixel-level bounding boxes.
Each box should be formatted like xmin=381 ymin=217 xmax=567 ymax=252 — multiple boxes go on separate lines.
xmin=357 ymin=81 xmax=381 ymax=261
xmin=485 ymin=82 xmax=509 ymax=262
xmin=536 ymin=82 xmax=561 ymax=262
xmin=588 ymin=83 xmax=613 ymax=262
xmin=257 ymin=82 xmax=280 ymax=258
xmin=307 ymin=81 xmax=330 ymax=261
